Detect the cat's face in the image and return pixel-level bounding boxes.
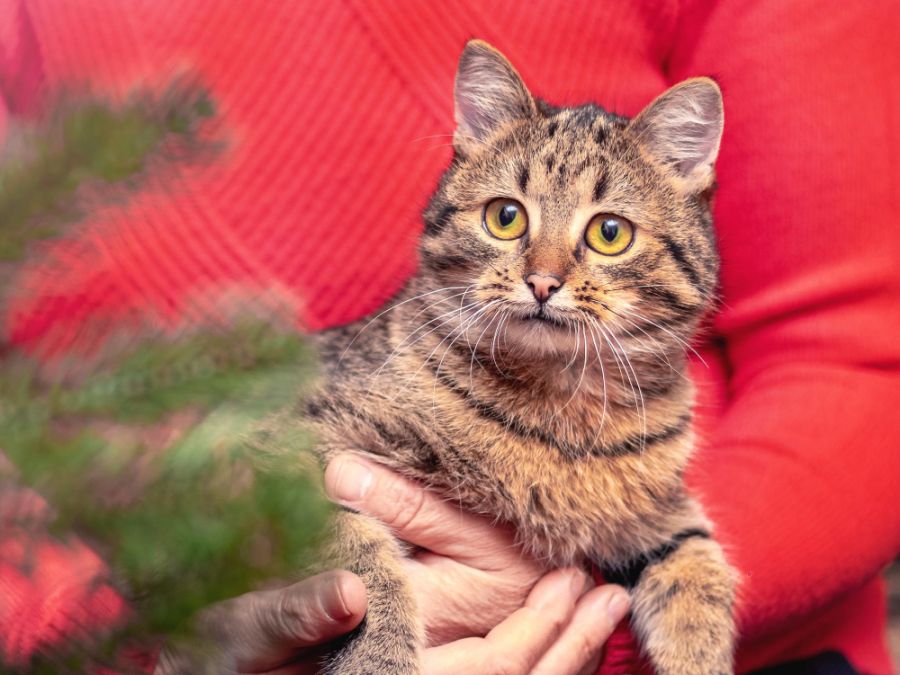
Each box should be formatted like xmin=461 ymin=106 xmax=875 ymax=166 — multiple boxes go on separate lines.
xmin=420 ymin=41 xmax=722 ymax=361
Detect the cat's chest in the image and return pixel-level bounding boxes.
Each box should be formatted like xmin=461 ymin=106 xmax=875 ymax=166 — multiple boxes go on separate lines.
xmin=417 ymin=400 xmax=684 ymax=565
xmin=341 ymin=352 xmax=691 ymax=564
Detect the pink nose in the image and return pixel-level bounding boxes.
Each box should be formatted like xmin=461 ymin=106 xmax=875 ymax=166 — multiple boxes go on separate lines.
xmin=525 ymin=273 xmax=563 ymax=303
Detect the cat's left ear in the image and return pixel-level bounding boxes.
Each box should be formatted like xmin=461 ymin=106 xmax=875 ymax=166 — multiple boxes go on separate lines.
xmin=454 ymin=40 xmax=537 ymax=152
xmin=628 ymin=78 xmax=724 ymax=192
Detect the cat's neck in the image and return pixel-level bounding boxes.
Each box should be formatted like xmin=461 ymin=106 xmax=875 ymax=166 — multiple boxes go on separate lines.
xmin=472 ymin=339 xmax=683 ymax=412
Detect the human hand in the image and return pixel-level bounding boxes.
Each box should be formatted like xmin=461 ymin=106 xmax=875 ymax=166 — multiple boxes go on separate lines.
xmin=153 ymin=570 xmax=367 ymax=675
xmin=423 ymin=566 xmax=630 ymax=675
xmin=154 ymin=566 xmax=625 ymax=675
xmin=324 ymin=456 xmax=630 ymax=653
xmin=324 ymin=454 xmax=541 ymax=643
xmin=156 ymin=456 xmax=629 ymax=675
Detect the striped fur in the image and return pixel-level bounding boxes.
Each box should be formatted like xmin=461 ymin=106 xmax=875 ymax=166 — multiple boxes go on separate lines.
xmin=266 ymin=41 xmax=736 ymax=674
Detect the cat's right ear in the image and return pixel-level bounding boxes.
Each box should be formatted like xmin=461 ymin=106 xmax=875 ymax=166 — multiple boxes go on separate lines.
xmin=454 ymin=40 xmax=536 ymax=152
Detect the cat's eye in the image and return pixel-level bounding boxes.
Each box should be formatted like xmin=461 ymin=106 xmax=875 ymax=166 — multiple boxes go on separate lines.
xmin=584 ymin=214 xmax=635 ymax=256
xmin=483 ymin=198 xmax=528 ymax=240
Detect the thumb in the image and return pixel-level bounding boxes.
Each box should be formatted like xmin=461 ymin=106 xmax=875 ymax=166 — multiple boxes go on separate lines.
xmin=165 ymin=570 xmax=368 ymax=675
xmin=239 ymin=570 xmax=368 ymax=672
xmin=254 ymin=570 xmax=368 ymax=650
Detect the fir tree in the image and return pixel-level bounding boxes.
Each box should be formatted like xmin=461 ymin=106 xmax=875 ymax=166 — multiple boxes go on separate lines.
xmin=0 ymin=80 xmax=330 ymax=673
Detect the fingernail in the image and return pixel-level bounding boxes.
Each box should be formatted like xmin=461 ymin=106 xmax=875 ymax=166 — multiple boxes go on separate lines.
xmin=326 ymin=574 xmax=359 ymax=620
xmin=535 ymin=571 xmax=575 ymax=611
xmin=569 ymin=568 xmax=587 ymax=597
xmin=327 ymin=457 xmax=373 ymax=504
xmin=607 ymin=591 xmax=630 ymax=624
xmin=323 ymin=584 xmax=354 ymax=621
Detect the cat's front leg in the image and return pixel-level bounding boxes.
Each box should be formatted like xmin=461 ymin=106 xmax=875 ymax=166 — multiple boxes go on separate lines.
xmin=628 ymin=528 xmax=736 ymax=675
xmin=320 ymin=509 xmax=422 ymax=675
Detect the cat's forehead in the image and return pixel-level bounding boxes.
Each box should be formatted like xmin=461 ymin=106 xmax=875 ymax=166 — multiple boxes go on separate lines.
xmin=509 ymin=104 xmax=629 ymax=164
xmin=454 ymin=105 xmax=660 ymax=218
xmin=533 ymin=102 xmax=629 ymax=141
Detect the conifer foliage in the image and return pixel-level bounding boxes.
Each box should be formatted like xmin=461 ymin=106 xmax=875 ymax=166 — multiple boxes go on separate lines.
xmin=0 ymin=81 xmax=329 ymax=672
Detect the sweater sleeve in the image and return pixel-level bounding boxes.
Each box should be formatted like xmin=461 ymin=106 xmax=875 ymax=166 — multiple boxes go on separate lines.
xmin=668 ymin=0 xmax=900 ymax=649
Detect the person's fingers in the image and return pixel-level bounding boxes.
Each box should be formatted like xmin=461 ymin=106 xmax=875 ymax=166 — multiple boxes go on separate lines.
xmin=530 ymin=584 xmax=631 ymax=675
xmin=421 ymin=568 xmax=585 ymax=675
xmin=204 ymin=570 xmax=367 ymax=674
xmin=324 ymin=455 xmax=525 ymax=569
xmin=404 ymin=552 xmax=547 ymax=645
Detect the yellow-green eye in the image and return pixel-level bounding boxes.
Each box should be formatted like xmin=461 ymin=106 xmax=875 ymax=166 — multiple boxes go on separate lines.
xmin=483 ymin=198 xmax=528 ymax=240
xmin=585 ymin=214 xmax=635 ymax=255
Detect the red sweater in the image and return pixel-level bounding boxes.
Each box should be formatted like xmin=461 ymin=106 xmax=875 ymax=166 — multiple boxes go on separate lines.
xmin=2 ymin=1 xmax=899 ymax=672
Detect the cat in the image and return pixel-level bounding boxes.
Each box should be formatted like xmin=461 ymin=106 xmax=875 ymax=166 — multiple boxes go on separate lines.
xmin=284 ymin=39 xmax=736 ymax=674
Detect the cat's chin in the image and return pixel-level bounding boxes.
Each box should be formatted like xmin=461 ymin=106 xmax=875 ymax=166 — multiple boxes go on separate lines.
xmin=501 ymin=313 xmax=584 ymax=356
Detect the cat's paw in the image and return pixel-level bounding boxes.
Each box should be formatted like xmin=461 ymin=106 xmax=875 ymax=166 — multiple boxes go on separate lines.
xmin=320 ymin=641 xmax=421 ymax=675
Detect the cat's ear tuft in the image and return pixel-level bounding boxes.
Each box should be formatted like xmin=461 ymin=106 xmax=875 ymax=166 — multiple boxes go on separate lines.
xmin=628 ymin=78 xmax=724 ymax=191
xmin=454 ymin=40 xmax=536 ymax=152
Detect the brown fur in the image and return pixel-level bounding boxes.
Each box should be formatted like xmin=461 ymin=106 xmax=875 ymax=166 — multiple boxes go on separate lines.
xmin=262 ymin=40 xmax=736 ymax=674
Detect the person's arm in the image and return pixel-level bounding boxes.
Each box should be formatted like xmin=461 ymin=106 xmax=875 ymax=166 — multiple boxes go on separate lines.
xmin=666 ymin=0 xmax=900 ymax=652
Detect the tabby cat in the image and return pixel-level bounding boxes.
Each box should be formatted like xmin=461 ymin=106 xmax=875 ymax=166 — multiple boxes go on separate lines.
xmin=297 ymin=40 xmax=736 ymax=674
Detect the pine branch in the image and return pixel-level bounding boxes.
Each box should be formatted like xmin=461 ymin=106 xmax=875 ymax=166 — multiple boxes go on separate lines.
xmin=0 ymin=76 xmax=216 ymax=261
xmin=0 ymin=83 xmax=328 ymax=672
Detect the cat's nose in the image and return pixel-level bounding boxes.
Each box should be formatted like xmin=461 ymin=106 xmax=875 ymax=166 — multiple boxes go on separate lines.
xmin=525 ymin=273 xmax=563 ymax=304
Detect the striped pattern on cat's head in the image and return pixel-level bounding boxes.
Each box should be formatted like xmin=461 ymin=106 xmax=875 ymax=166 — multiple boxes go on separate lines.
xmin=420 ymin=40 xmax=722 ymax=365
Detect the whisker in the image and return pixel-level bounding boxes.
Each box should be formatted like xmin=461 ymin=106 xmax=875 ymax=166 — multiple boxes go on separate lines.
xmin=560 ymin=319 xmax=580 ymax=373
xmin=430 ymin=305 xmax=495 ymax=416
xmin=604 ymin=282 xmax=716 ymax=301
xmin=393 ymin=300 xmax=502 ymax=399
xmin=409 ymin=133 xmax=456 ymax=144
xmin=558 ymin=322 xmax=589 ymax=412
xmin=600 ymin=322 xmax=648 ymax=453
xmin=584 ymin=317 xmax=609 ymax=444
xmin=339 ymin=285 xmax=472 ymax=363
xmin=367 ymin=299 xmax=485 ymax=389
xmin=467 ymin=306 xmax=500 ymax=388
xmin=490 ymin=308 xmax=513 ymax=378
xmin=613 ymin=306 xmax=707 ymax=367
xmin=606 ymin=313 xmax=682 ymax=377
xmin=405 ymin=286 xmax=480 ymax=325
